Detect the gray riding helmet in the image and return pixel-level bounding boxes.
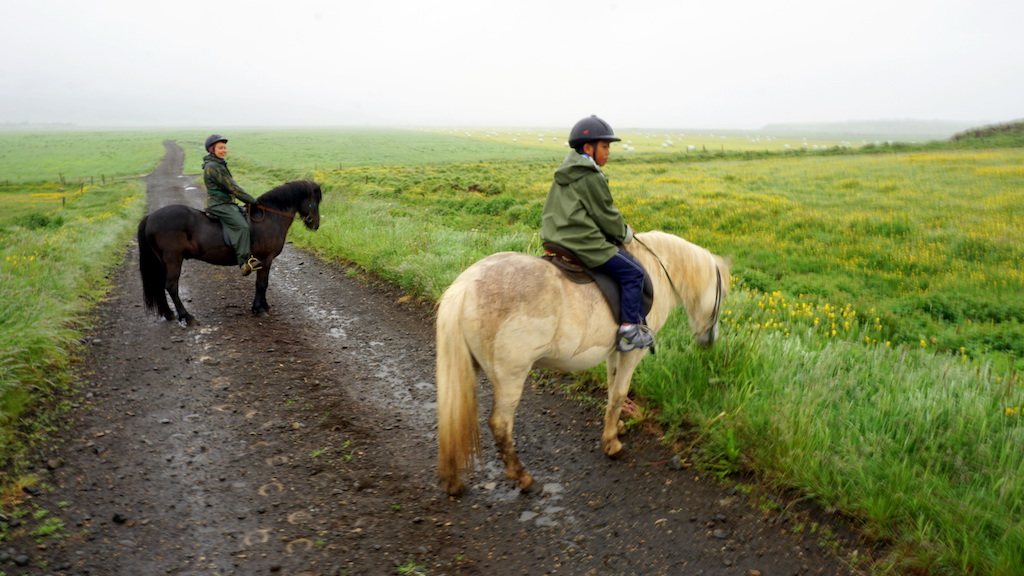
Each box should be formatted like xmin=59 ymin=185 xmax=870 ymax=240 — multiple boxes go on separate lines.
xmin=204 ymin=134 xmax=228 ymax=152
xmin=568 ymin=115 xmax=621 ymax=150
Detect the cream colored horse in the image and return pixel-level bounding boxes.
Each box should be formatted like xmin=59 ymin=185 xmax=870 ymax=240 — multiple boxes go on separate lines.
xmin=435 ymin=231 xmax=729 ymax=496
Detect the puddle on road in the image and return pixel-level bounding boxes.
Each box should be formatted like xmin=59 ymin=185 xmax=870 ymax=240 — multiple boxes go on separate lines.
xmin=274 ymin=261 xmax=438 ymax=430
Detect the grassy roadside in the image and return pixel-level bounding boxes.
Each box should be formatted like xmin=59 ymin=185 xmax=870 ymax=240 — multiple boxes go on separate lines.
xmin=0 ymin=179 xmax=146 ymax=487
xmin=0 ymin=129 xmax=165 ymax=499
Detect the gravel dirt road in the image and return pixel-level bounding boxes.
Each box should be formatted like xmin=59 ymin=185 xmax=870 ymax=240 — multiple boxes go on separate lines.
xmin=4 ymin=142 xmax=869 ymax=575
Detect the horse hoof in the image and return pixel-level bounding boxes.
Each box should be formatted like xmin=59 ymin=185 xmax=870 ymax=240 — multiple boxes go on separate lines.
xmin=603 ymin=440 xmax=625 ymax=459
xmin=444 ymin=481 xmax=465 ymax=497
xmin=517 ymin=473 xmax=534 ymax=492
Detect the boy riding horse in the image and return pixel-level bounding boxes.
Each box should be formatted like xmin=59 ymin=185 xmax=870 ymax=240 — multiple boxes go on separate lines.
xmin=541 ymin=116 xmax=654 ymax=352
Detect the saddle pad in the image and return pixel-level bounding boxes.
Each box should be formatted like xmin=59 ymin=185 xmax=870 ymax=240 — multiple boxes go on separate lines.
xmin=541 ymin=246 xmax=654 ymax=321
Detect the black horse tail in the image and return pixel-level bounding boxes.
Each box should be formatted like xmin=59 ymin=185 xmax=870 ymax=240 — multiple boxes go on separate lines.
xmin=137 ymin=216 xmax=171 ymax=318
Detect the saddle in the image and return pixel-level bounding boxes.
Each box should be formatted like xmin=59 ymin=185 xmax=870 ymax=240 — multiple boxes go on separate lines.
xmin=541 ymin=243 xmax=654 ymax=321
xmin=203 ymin=205 xmax=251 ymax=247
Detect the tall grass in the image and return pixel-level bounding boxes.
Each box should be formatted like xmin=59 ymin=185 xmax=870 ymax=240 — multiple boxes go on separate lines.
xmin=634 ymin=289 xmax=1024 ymax=574
xmin=1 ymin=130 xmax=159 ymax=481
xmin=0 ymin=178 xmax=146 ymax=471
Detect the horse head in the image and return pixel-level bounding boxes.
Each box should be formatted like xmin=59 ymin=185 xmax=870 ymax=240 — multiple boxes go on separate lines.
xmin=693 ymin=257 xmax=728 ymax=347
xmin=258 ymin=180 xmax=323 ymax=230
xmin=632 ymin=231 xmax=729 ymax=348
xmin=296 ymin=181 xmax=322 ymax=231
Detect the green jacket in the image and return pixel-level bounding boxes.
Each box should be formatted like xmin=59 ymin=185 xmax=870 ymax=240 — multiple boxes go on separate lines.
xmin=541 ymin=151 xmax=633 ymax=268
xmin=202 ymin=155 xmax=258 ymax=208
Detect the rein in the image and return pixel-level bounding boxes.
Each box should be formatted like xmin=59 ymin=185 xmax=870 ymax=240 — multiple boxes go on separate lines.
xmin=633 ymin=236 xmax=723 ymax=335
xmin=249 ymin=203 xmax=317 ymax=225
xmin=633 ymin=236 xmax=679 ymax=298
xmin=706 ymin=266 xmax=723 ymax=333
xmin=249 ymin=203 xmax=294 ymax=223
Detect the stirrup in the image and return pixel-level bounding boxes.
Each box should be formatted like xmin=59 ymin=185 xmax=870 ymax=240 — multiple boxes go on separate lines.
xmin=240 ymin=257 xmax=264 ymax=277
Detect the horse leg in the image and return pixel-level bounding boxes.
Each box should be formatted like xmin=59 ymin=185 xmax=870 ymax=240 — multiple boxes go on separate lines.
xmin=601 ymin=352 xmax=645 ymax=458
xmin=487 ymin=367 xmax=534 ymax=492
xmin=154 ymin=288 xmax=175 ymax=321
xmin=251 ymin=263 xmax=272 ymax=316
xmin=163 ymin=259 xmax=196 ymax=325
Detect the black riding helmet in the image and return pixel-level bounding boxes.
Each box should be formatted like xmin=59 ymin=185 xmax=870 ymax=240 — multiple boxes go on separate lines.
xmin=568 ymin=115 xmax=621 ymax=151
xmin=205 ymin=134 xmax=228 ymax=153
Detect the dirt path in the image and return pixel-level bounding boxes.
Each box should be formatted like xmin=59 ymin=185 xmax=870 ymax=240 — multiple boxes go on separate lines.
xmin=6 ymin=142 xmax=867 ymax=575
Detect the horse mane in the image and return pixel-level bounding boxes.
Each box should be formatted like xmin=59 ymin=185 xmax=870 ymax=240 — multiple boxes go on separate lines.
xmin=256 ymin=180 xmax=321 ymax=210
xmin=631 ymin=230 xmax=731 ymax=301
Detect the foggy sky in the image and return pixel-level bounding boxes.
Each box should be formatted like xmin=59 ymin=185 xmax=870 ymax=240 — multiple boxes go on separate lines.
xmin=2 ymin=0 xmax=1021 ymax=130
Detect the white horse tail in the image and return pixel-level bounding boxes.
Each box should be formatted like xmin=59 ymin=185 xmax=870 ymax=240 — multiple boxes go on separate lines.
xmin=435 ymin=282 xmax=481 ymax=496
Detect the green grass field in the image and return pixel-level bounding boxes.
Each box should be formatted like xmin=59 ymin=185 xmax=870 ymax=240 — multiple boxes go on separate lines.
xmin=0 ymin=131 xmax=168 ymax=185
xmin=1 ymin=126 xmax=1023 ymax=574
xmin=425 ymin=126 xmax=873 ymax=154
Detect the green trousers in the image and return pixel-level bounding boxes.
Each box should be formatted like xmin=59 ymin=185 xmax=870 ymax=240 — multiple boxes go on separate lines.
xmin=207 ymin=203 xmax=251 ymax=265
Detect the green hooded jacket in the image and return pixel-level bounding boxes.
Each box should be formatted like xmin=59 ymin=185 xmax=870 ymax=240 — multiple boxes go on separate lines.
xmin=540 ymin=151 xmax=633 ymax=268
xmin=202 ymin=155 xmax=258 ymax=208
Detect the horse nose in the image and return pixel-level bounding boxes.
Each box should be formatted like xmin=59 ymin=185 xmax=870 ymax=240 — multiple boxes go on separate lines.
xmin=696 ymin=325 xmax=718 ymax=347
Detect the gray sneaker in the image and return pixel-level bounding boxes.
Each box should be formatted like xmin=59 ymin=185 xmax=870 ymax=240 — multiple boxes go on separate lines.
xmin=617 ymin=324 xmax=654 ymax=352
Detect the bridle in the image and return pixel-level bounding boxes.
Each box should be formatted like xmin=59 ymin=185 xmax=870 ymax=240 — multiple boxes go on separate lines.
xmin=249 ymin=202 xmax=318 ymax=225
xmin=704 ymin=266 xmax=724 ymax=335
xmin=633 ymin=236 xmax=723 ymax=336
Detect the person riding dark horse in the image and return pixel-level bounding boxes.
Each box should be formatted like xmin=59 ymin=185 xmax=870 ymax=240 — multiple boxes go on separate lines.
xmin=202 ymin=134 xmax=263 ymax=276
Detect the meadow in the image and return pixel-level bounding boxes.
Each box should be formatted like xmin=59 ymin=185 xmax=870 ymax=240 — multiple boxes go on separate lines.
xmin=0 ymin=137 xmax=148 ymax=476
xmin=2 ymin=126 xmax=1023 ymax=575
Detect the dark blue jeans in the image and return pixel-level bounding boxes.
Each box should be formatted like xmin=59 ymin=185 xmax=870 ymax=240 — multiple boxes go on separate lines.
xmin=593 ymin=248 xmax=646 ymax=324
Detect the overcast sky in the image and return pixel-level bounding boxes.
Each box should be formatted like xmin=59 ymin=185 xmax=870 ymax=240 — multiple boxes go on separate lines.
xmin=2 ymin=0 xmax=1021 ymax=130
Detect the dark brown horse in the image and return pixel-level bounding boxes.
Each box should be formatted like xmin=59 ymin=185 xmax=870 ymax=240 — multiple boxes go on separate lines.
xmin=137 ymin=180 xmax=322 ymax=325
